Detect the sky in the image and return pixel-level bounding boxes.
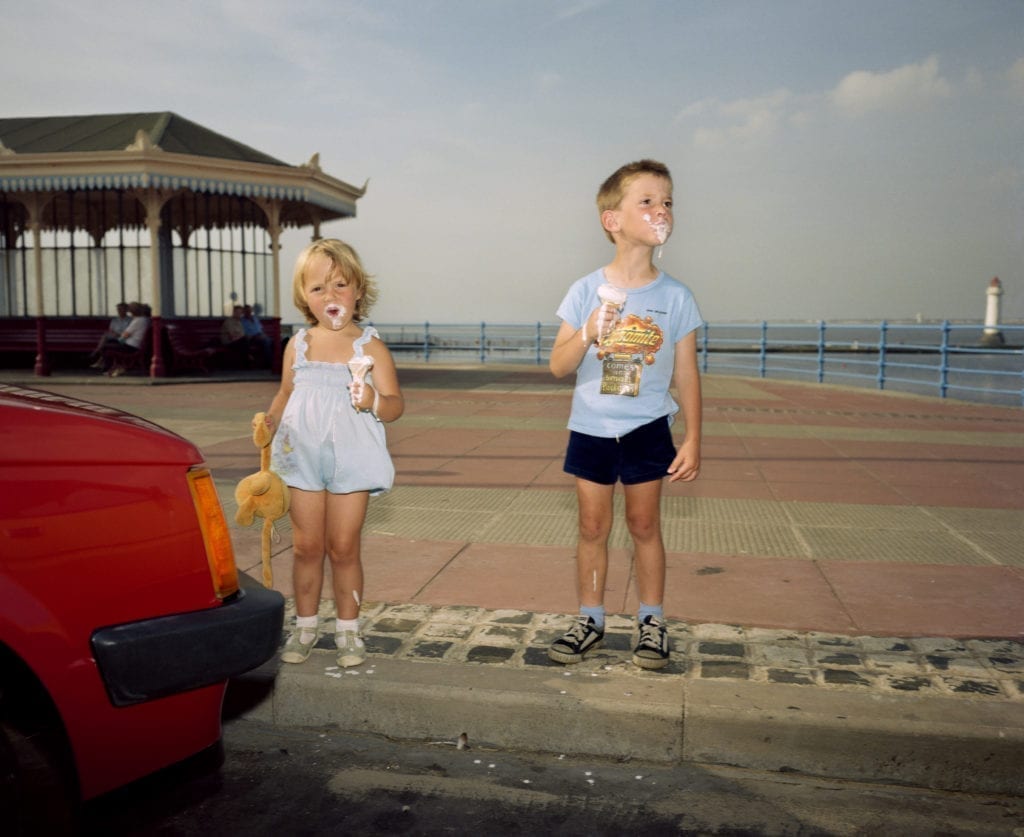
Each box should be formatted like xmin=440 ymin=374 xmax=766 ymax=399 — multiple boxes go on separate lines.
xmin=2 ymin=0 xmax=1022 ymax=326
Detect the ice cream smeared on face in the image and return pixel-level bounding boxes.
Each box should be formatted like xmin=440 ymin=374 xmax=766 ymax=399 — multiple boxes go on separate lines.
xmin=347 ymin=356 xmax=374 ymax=407
xmin=596 ymin=283 xmax=627 ymax=342
xmin=642 ymin=213 xmax=671 ymax=245
xmin=325 ymin=304 xmax=346 ymax=330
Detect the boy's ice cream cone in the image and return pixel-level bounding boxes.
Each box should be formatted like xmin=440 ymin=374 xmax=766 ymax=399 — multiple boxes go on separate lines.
xmin=596 ymin=283 xmax=627 ymax=342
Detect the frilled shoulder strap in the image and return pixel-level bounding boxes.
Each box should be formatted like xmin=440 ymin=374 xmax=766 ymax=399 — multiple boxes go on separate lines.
xmin=292 ymin=328 xmax=309 ymax=365
xmin=352 ymin=326 xmax=378 ymax=358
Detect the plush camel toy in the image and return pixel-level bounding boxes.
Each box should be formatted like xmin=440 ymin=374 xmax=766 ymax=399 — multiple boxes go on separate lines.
xmin=234 ymin=412 xmax=290 ymax=588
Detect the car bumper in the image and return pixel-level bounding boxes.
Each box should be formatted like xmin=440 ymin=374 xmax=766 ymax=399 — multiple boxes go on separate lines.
xmin=91 ymin=575 xmax=284 ymax=707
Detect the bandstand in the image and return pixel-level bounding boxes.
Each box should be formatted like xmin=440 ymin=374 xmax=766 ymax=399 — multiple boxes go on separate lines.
xmin=0 ymin=112 xmax=365 ymax=376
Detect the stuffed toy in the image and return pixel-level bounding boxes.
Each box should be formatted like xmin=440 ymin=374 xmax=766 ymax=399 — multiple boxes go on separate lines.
xmin=234 ymin=412 xmax=290 ymax=588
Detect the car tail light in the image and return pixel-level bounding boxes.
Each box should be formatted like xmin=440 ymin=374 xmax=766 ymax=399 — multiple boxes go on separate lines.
xmin=187 ymin=467 xmax=240 ymax=600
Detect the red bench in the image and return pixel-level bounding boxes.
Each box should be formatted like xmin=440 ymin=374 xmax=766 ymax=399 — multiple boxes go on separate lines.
xmin=0 ymin=315 xmax=281 ymax=376
xmin=161 ymin=317 xmax=281 ymax=376
xmin=0 ymin=317 xmax=111 ymax=373
xmin=162 ymin=323 xmax=232 ymax=375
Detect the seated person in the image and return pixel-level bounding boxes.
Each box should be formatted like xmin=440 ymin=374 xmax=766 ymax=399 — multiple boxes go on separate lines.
xmin=88 ymin=302 xmax=131 ymax=369
xmin=100 ymin=302 xmax=151 ymax=377
xmin=242 ymin=304 xmax=273 ymax=367
xmin=220 ymin=304 xmax=251 ymax=363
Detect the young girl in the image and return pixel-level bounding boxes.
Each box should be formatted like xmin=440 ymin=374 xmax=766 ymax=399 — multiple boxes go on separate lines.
xmin=266 ymin=239 xmax=404 ymax=667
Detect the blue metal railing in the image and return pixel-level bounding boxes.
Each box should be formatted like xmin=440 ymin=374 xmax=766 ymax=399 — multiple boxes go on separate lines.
xmin=692 ymin=320 xmax=1024 ymax=406
xmin=290 ymin=320 xmax=1023 ymax=407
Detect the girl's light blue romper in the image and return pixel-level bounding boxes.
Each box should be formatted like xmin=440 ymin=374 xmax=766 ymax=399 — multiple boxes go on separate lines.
xmin=270 ymin=327 xmax=394 ymax=496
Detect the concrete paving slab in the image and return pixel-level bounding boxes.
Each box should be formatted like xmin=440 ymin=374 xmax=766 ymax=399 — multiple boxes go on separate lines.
xmin=684 ymin=679 xmax=1024 ymax=795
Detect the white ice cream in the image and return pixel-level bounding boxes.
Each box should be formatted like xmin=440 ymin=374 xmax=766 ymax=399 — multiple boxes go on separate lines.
xmin=643 ymin=213 xmax=671 ymax=245
xmin=325 ymin=304 xmax=346 ymax=330
xmin=347 ymin=356 xmax=374 ymax=407
xmin=596 ymin=283 xmax=627 ymax=342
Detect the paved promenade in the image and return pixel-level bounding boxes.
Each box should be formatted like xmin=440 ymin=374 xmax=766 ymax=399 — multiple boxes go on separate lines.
xmin=8 ymin=364 xmax=1024 ymax=794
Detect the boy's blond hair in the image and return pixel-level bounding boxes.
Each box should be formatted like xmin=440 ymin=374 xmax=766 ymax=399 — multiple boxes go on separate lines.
xmin=596 ymin=159 xmax=673 ymax=243
xmin=291 ymin=238 xmax=379 ymax=325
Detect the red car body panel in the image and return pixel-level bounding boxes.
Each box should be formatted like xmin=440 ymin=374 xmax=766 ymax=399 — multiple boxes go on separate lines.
xmin=0 ymin=385 xmax=283 ymax=800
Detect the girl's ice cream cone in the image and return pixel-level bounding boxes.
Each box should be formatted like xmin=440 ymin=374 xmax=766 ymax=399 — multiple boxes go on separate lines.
xmin=348 ymin=356 xmax=374 ymax=407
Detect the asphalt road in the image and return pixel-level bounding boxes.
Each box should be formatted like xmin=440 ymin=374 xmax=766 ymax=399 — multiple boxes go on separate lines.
xmin=79 ymin=716 xmax=1024 ymax=836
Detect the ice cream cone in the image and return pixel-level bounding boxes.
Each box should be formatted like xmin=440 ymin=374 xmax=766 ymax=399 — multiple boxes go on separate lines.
xmin=348 ymin=356 xmax=374 ymax=407
xmin=596 ymin=283 xmax=627 ymax=342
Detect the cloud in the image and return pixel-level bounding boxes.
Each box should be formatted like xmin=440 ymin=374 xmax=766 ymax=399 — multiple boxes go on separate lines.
xmin=552 ymin=0 xmax=609 ymax=23
xmin=535 ymin=71 xmax=563 ymax=93
xmin=684 ymin=90 xmax=793 ymax=150
xmin=831 ymin=56 xmax=951 ymax=117
xmin=673 ymin=98 xmax=716 ymax=123
xmin=1009 ymin=57 xmax=1024 ymax=96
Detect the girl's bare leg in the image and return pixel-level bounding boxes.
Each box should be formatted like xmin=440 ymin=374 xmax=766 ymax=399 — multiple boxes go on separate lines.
xmin=288 ymin=488 xmax=328 ymax=618
xmin=325 ymin=491 xmax=370 ymax=620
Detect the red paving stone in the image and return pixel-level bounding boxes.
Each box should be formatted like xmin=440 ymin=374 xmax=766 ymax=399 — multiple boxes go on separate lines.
xmin=819 ymin=563 xmax=1024 ymax=638
xmin=17 ymin=367 xmax=1024 ymax=639
xmin=661 ymin=553 xmax=859 ymax=635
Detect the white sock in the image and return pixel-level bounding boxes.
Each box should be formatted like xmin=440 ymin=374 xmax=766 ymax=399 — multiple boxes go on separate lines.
xmin=295 ymin=614 xmax=318 ymax=643
xmin=336 ymin=618 xmax=363 ymax=646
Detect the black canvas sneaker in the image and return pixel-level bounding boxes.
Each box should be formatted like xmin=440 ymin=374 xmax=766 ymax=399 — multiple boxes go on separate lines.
xmin=632 ymin=615 xmax=670 ymax=670
xmin=547 ymin=615 xmax=604 ymax=664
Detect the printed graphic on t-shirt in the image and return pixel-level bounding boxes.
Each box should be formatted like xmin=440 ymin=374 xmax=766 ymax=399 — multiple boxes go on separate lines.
xmin=597 ymin=314 xmax=665 ymax=397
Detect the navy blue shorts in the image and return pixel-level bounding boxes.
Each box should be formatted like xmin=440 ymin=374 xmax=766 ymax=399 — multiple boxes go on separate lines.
xmin=563 ymin=416 xmax=676 ymax=485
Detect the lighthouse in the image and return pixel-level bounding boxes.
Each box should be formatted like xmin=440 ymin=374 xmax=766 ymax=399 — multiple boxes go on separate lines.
xmin=980 ymin=277 xmax=1004 ymax=347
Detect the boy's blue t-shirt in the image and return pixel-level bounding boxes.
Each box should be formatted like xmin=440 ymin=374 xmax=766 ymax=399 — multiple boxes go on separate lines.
xmin=556 ymin=268 xmax=703 ymax=438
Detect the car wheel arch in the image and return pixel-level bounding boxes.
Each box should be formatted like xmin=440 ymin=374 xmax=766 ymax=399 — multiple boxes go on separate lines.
xmin=0 ymin=642 xmax=80 ymax=830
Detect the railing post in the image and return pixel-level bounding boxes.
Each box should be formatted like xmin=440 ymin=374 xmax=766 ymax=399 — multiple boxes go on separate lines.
xmin=877 ymin=321 xmax=887 ymax=390
xmin=536 ymin=321 xmax=542 ymax=365
xmin=759 ymin=321 xmax=768 ymax=378
xmin=701 ymin=322 xmax=709 ymax=373
xmin=939 ymin=320 xmax=950 ymax=398
xmin=479 ymin=321 xmax=486 ymax=363
xmin=817 ymin=320 xmax=825 ymax=383
xmin=424 ymin=321 xmax=431 ymax=362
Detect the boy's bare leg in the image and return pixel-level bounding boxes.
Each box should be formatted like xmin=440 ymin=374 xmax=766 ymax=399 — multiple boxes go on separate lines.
xmin=623 ymin=479 xmax=671 ymax=669
xmin=574 ymin=478 xmax=615 ymax=606
xmin=549 ymin=477 xmax=615 ymax=664
xmin=623 ymin=479 xmax=666 ymax=606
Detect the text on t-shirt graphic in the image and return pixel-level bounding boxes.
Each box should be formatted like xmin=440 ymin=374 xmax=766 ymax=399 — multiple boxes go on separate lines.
xmin=597 ymin=314 xmax=665 ymax=397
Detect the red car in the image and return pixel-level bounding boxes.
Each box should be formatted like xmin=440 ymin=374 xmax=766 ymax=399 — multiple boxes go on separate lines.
xmin=0 ymin=384 xmax=283 ymax=831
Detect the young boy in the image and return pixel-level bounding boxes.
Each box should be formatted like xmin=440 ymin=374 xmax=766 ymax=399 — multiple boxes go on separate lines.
xmin=548 ymin=159 xmax=703 ymax=670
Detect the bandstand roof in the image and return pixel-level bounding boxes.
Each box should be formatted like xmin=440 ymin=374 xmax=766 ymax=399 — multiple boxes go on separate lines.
xmin=0 ymin=112 xmax=365 ymax=231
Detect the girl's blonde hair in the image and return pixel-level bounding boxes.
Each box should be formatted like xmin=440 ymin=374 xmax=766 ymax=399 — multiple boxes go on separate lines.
xmin=292 ymin=238 xmax=379 ymax=325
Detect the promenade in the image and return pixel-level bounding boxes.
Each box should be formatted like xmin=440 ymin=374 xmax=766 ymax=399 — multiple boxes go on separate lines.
xmin=8 ymin=364 xmax=1024 ymax=794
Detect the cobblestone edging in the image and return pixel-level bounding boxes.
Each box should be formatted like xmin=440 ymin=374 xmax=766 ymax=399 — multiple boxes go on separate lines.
xmin=286 ymin=600 xmax=1024 ymax=701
